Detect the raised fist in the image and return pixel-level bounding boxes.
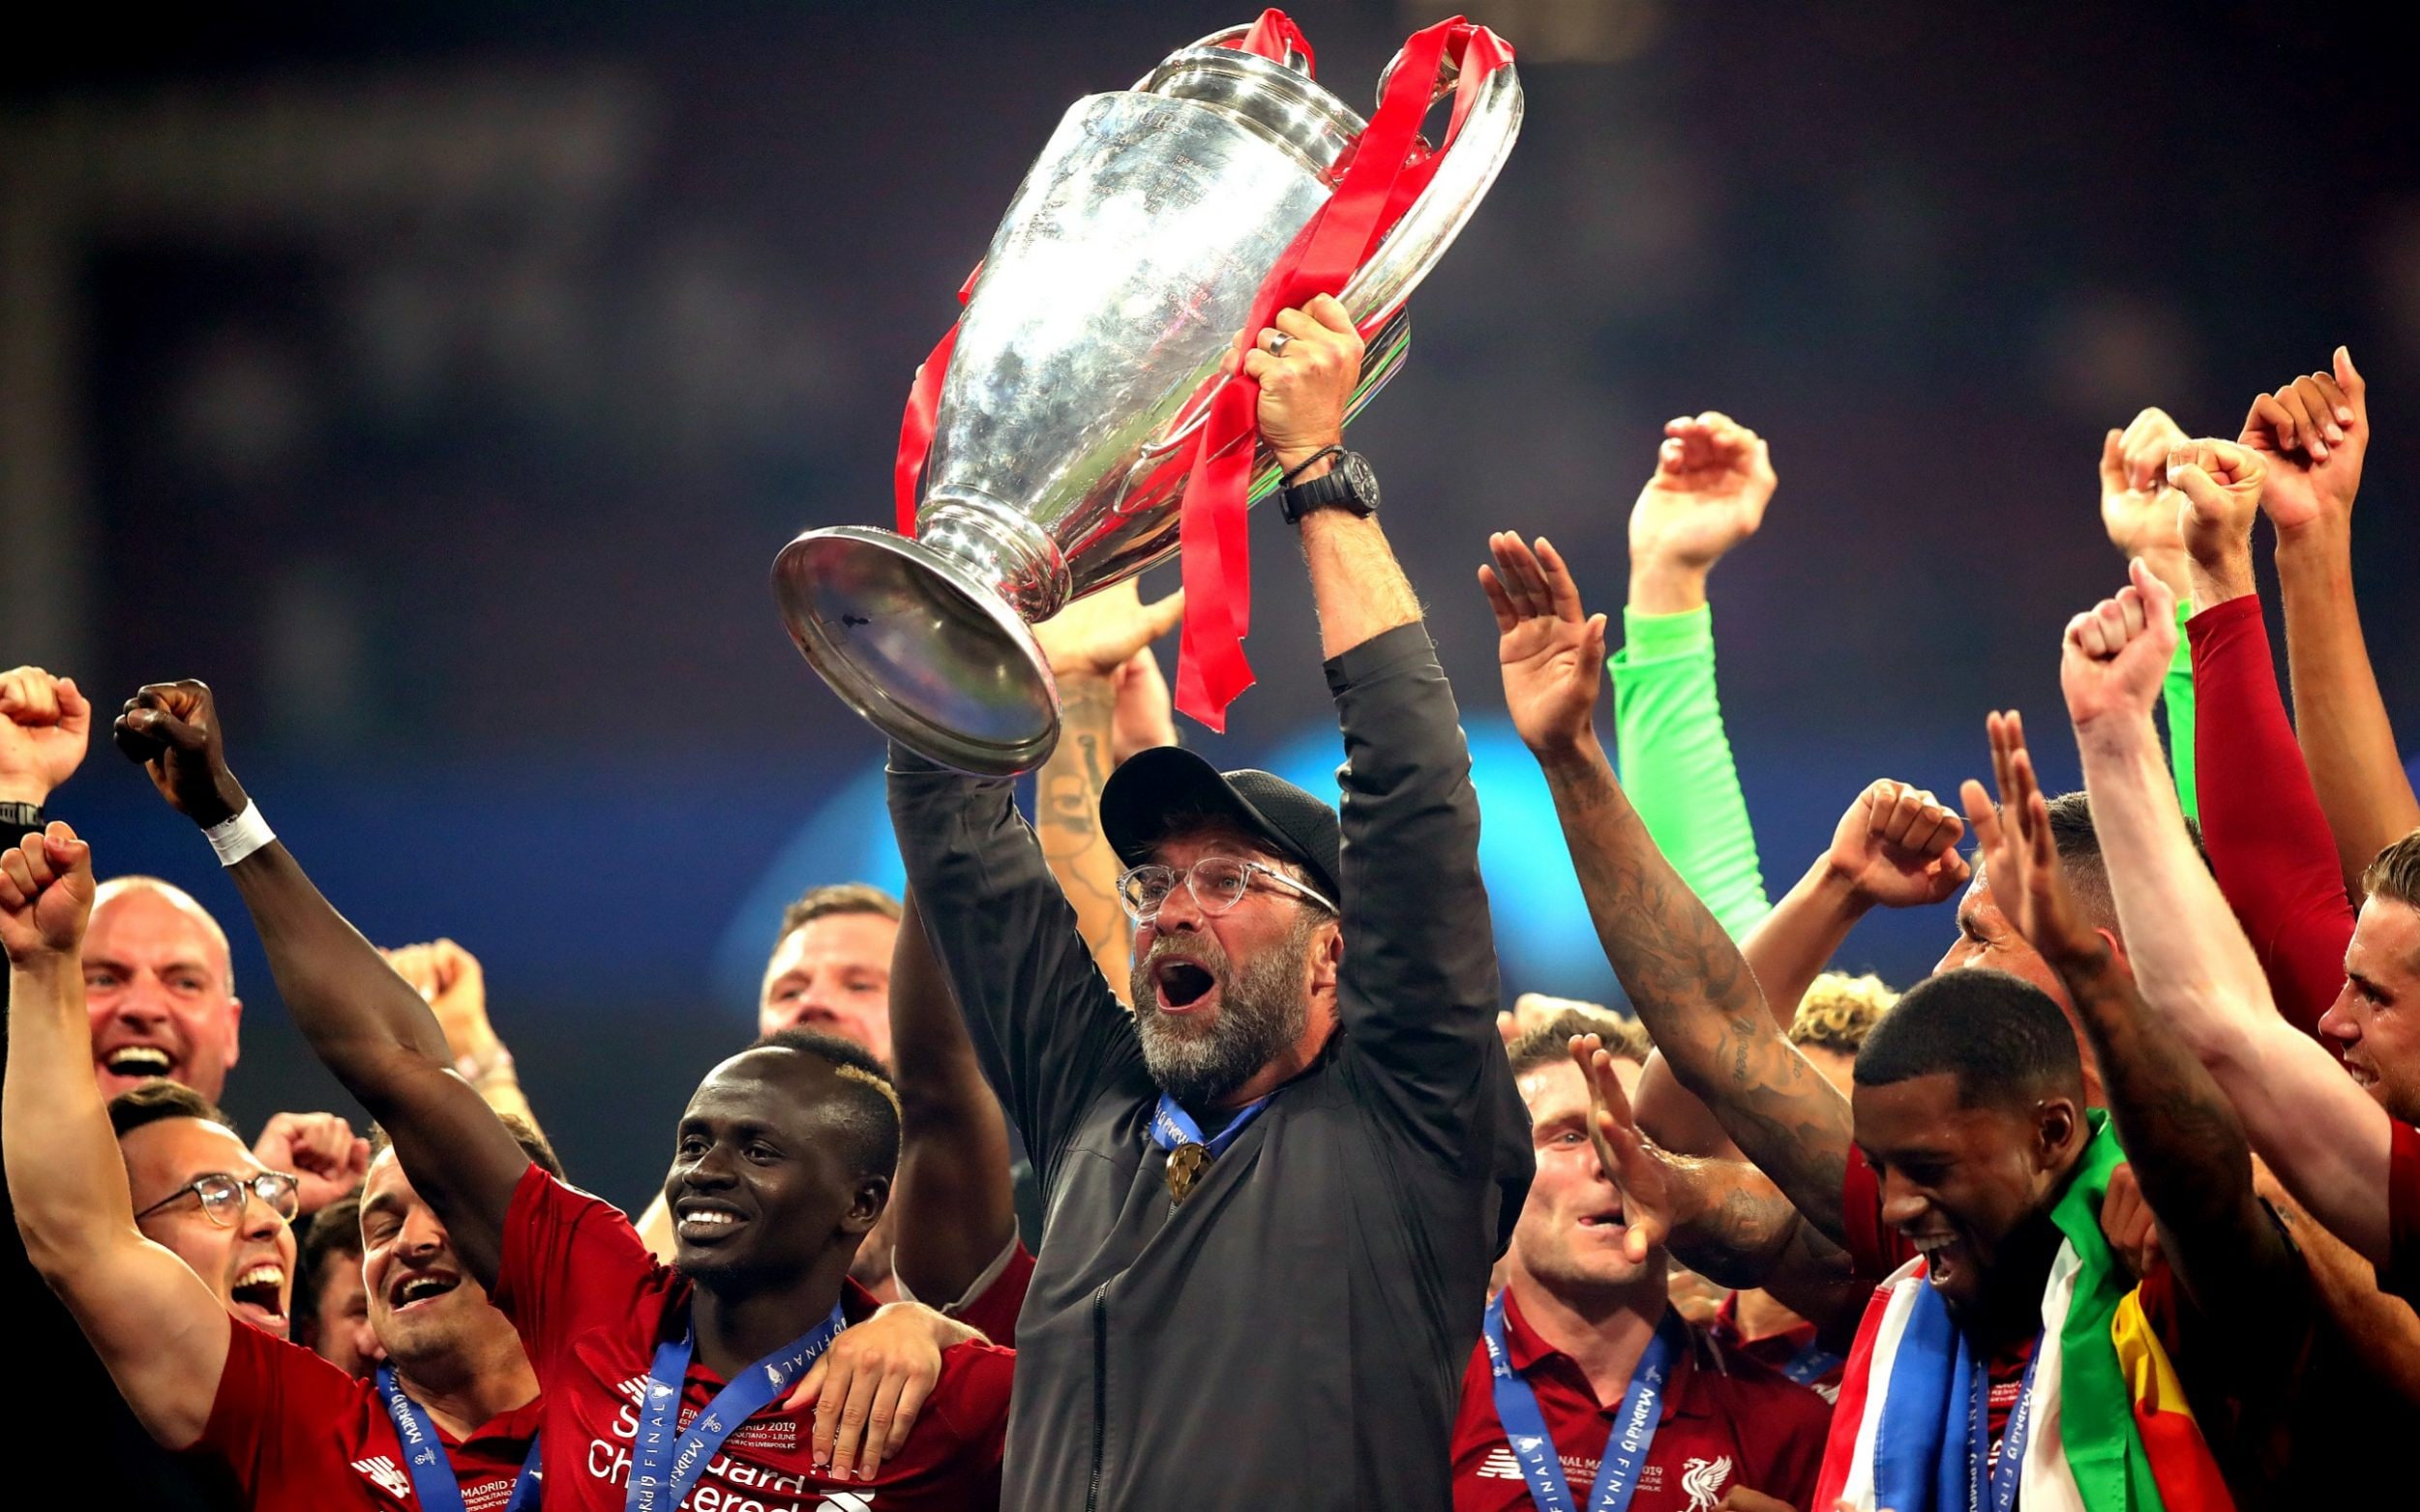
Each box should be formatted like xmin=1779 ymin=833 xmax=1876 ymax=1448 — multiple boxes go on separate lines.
xmin=1246 ymin=294 xmax=1363 ymax=473
xmin=382 ymin=937 xmax=500 ymax=1069
xmin=2062 ymin=559 xmax=2179 ymax=734
xmin=1482 ymin=532 xmax=1607 ymax=757
xmin=2166 ymin=437 xmax=2265 ymax=573
xmin=2097 ymin=407 xmax=2191 ymax=594
xmin=0 ymin=667 xmax=93 ymax=808
xmin=0 ymin=821 xmax=96 ymax=965
xmin=250 ymin=1110 xmax=373 ymax=1218
xmin=1824 ymin=779 xmax=1972 ymax=909
xmin=1628 ymin=412 xmax=1774 ymax=610
xmin=112 ymin=680 xmax=248 ymax=828
xmin=2240 ymin=346 xmax=2367 ymax=534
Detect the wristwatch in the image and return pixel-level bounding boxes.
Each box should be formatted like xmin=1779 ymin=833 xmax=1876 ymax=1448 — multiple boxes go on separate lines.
xmin=1278 ymin=450 xmax=1381 ymax=524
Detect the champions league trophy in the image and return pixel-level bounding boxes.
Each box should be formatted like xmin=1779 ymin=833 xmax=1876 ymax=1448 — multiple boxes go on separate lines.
xmin=773 ymin=14 xmax=1521 ymax=774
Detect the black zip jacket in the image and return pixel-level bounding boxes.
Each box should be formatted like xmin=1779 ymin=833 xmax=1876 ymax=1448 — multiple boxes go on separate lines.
xmin=888 ymin=622 xmax=1533 ymax=1512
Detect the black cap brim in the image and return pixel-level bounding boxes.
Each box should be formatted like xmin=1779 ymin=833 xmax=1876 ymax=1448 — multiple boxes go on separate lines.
xmin=1099 ymin=746 xmax=1341 ymax=906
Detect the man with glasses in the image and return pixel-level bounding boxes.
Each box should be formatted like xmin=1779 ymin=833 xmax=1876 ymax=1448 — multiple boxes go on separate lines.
xmin=886 ymin=293 xmax=1531 ymax=1511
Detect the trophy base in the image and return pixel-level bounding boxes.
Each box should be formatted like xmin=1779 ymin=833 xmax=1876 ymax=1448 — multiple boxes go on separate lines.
xmin=773 ymin=525 xmax=1061 ymax=777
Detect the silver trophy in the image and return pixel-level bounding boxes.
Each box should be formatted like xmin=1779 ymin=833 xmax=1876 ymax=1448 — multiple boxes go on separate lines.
xmin=773 ymin=22 xmax=1521 ymax=774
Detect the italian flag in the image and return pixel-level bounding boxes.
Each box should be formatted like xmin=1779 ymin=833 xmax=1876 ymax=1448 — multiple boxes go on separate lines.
xmin=1814 ymin=1113 xmax=2233 ymax=1511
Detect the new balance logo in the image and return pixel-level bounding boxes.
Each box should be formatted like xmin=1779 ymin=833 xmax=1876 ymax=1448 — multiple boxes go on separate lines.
xmin=351 ymin=1456 xmax=411 ymax=1498
xmin=817 ymin=1495 xmax=877 ymax=1511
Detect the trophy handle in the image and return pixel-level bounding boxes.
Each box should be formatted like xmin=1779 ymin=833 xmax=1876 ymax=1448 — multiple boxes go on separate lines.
xmin=1335 ymin=41 xmax=1522 ymax=331
xmin=1165 ymin=20 xmax=1313 ymax=76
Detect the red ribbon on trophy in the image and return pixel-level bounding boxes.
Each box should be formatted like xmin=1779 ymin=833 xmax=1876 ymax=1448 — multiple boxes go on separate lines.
xmin=889 ymin=11 xmax=1513 ymax=734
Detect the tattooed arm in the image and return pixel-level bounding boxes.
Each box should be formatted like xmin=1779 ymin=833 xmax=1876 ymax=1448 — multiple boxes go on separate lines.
xmin=1485 ymin=533 xmax=1856 ymax=1244
xmin=1031 ymin=583 xmax=1183 ymax=1001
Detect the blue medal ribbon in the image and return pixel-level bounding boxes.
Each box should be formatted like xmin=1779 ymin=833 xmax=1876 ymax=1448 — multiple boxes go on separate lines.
xmin=373 ymin=1365 xmax=543 ymax=1512
xmin=1962 ymin=1333 xmax=2043 ymax=1512
xmin=624 ymin=1301 xmax=848 ymax=1512
xmin=1481 ymin=1294 xmax=1687 ymax=1512
xmin=1146 ymin=1093 xmax=1270 ymax=1159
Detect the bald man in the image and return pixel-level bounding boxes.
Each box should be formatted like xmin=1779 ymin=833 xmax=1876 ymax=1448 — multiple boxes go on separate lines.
xmin=86 ymin=875 xmax=245 ymax=1099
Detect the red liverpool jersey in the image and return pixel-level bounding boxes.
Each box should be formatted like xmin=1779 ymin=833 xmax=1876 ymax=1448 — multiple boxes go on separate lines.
xmin=1450 ymin=1289 xmax=1831 ymax=1512
xmin=197 ymin=1316 xmax=542 ymax=1509
xmin=493 ymin=1164 xmax=1010 ymax=1511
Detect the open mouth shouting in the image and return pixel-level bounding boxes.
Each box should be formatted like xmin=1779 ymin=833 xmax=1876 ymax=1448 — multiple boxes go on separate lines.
xmin=389 ymin=1267 xmax=465 ymax=1316
xmin=228 ymin=1260 xmax=288 ymax=1335
xmin=1149 ymin=957 xmax=1220 ymax=1017
xmin=1912 ymin=1234 xmax=1965 ymax=1290
xmin=97 ymin=1042 xmax=180 ymax=1086
xmin=675 ymin=1199 xmax=752 ymax=1246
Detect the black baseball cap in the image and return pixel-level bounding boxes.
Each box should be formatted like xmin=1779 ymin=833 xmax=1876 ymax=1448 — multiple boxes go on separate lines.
xmin=1099 ymin=746 xmax=1342 ymax=908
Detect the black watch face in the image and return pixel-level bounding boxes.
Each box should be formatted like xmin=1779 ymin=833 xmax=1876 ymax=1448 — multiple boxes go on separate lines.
xmin=1342 ymin=452 xmax=1380 ymax=513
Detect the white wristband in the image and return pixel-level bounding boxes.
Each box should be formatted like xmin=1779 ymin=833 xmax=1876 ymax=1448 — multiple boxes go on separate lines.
xmin=204 ymin=804 xmax=275 ymax=868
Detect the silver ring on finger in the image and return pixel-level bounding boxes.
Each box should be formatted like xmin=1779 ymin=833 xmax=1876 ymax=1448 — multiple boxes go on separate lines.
xmin=1265 ymin=331 xmax=1291 ymax=357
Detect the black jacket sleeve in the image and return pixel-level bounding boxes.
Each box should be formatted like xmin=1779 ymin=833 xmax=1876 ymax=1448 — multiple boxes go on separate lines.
xmin=1325 ymin=624 xmax=1512 ymax=1169
xmin=886 ymin=747 xmax=1142 ymax=1185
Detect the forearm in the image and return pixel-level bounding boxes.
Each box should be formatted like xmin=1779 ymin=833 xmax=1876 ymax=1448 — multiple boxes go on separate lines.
xmin=1610 ymin=604 xmax=1771 ymax=939
xmin=2276 ymin=522 xmax=2420 ymax=886
xmin=1033 ymin=674 xmax=1133 ymax=999
xmin=889 ymin=894 xmax=1018 ymax=1301
xmin=1538 ymin=733 xmax=1851 ymax=1234
xmin=1298 ymin=511 xmax=1419 ymax=661
xmin=2270 ymin=1187 xmax=2420 ymax=1403
xmin=1659 ymin=1149 xmax=1820 ymax=1288
xmin=1739 ymin=858 xmax=1867 ymax=1032
xmin=2188 ymin=596 xmax=2355 ymax=1037
xmin=5 ymin=956 xmax=134 ymax=1267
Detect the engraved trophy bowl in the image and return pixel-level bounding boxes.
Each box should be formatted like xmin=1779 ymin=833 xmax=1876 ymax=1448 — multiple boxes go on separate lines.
xmin=774 ymin=24 xmax=1521 ymax=774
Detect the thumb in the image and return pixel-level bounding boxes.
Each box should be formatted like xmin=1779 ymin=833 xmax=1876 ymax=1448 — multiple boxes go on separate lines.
xmin=2098 ymin=428 xmax=2126 ymax=496
xmin=55 ymin=678 xmax=91 ymax=731
xmin=2166 ymin=457 xmax=2229 ymax=523
xmin=1140 ymin=588 xmax=1186 ymax=643
xmin=2336 ymin=344 xmax=2365 ymax=416
xmin=2129 ymin=555 xmax=2177 ymax=620
xmin=126 ymin=704 xmax=207 ymax=753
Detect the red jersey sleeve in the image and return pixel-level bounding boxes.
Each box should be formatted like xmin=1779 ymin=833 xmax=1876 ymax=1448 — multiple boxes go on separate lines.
xmin=2385 ymin=1118 xmax=2420 ymax=1305
xmin=1840 ymin=1144 xmax=1915 ymax=1278
xmin=922 ymin=1338 xmax=1013 ymax=1497
xmin=491 ymin=1162 xmax=667 ymax=1372
xmin=196 ymin=1312 xmax=372 ymax=1495
xmin=2188 ymin=596 xmax=2356 ymax=1040
xmin=949 ymin=1242 xmax=1035 ymax=1349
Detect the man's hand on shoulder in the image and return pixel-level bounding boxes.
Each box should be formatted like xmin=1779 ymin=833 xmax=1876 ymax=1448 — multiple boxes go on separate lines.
xmin=1628 ymin=411 xmax=1775 ymax=614
xmin=793 ymin=1300 xmax=981 ymax=1483
xmin=111 ymin=680 xmax=250 ymax=828
xmin=0 ymin=667 xmax=92 ymax=809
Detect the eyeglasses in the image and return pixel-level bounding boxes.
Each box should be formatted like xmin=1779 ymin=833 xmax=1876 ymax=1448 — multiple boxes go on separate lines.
xmin=1117 ymin=856 xmax=1337 ymax=925
xmin=134 ymin=1171 xmax=300 ymax=1229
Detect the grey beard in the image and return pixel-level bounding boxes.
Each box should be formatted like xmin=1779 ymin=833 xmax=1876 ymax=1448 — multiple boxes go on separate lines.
xmin=1130 ymin=918 xmax=1313 ymax=1110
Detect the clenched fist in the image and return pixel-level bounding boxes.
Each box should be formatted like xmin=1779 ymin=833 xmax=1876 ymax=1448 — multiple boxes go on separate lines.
xmin=250 ymin=1111 xmax=373 ymax=1218
xmin=1823 ymin=779 xmax=1972 ymax=910
xmin=382 ymin=938 xmax=501 ymax=1071
xmin=0 ymin=821 xmax=96 ymax=965
xmin=0 ymin=667 xmax=93 ymax=808
xmin=112 ymin=680 xmax=249 ymax=828
xmin=2062 ymin=559 xmax=2179 ymax=735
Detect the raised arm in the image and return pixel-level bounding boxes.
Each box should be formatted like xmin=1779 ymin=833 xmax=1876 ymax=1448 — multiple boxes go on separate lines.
xmin=382 ymin=938 xmax=541 ymax=1130
xmin=1484 ymin=533 xmax=1854 ymax=1242
xmin=111 ymin=681 xmax=528 ymax=1284
xmin=2065 ymin=551 xmax=2394 ymax=1262
xmin=1964 ymin=709 xmax=2298 ymax=1320
xmin=1031 ymin=580 xmax=1183 ymax=997
xmin=2252 ymin=349 xmax=2419 ymax=891
xmin=2175 ymin=433 xmax=2355 ymax=1038
xmin=1252 ymin=297 xmax=1505 ymax=1139
xmin=2098 ymin=406 xmax=2201 ymax=818
xmin=2 ymin=823 xmax=231 ymax=1449
xmin=886 ymin=891 xmax=1019 ymax=1309
xmin=1613 ymin=411 xmax=1776 ymax=939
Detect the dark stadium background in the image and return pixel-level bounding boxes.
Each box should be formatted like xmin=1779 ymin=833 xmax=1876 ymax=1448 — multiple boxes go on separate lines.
xmin=10 ymin=0 xmax=2413 ymax=1207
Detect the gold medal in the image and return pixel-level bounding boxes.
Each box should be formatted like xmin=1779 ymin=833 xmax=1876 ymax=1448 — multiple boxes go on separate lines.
xmin=1165 ymin=1141 xmax=1211 ymax=1203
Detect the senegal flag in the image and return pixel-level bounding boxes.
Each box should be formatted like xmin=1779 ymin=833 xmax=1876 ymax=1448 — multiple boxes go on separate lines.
xmin=1814 ymin=1112 xmax=2234 ymax=1511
